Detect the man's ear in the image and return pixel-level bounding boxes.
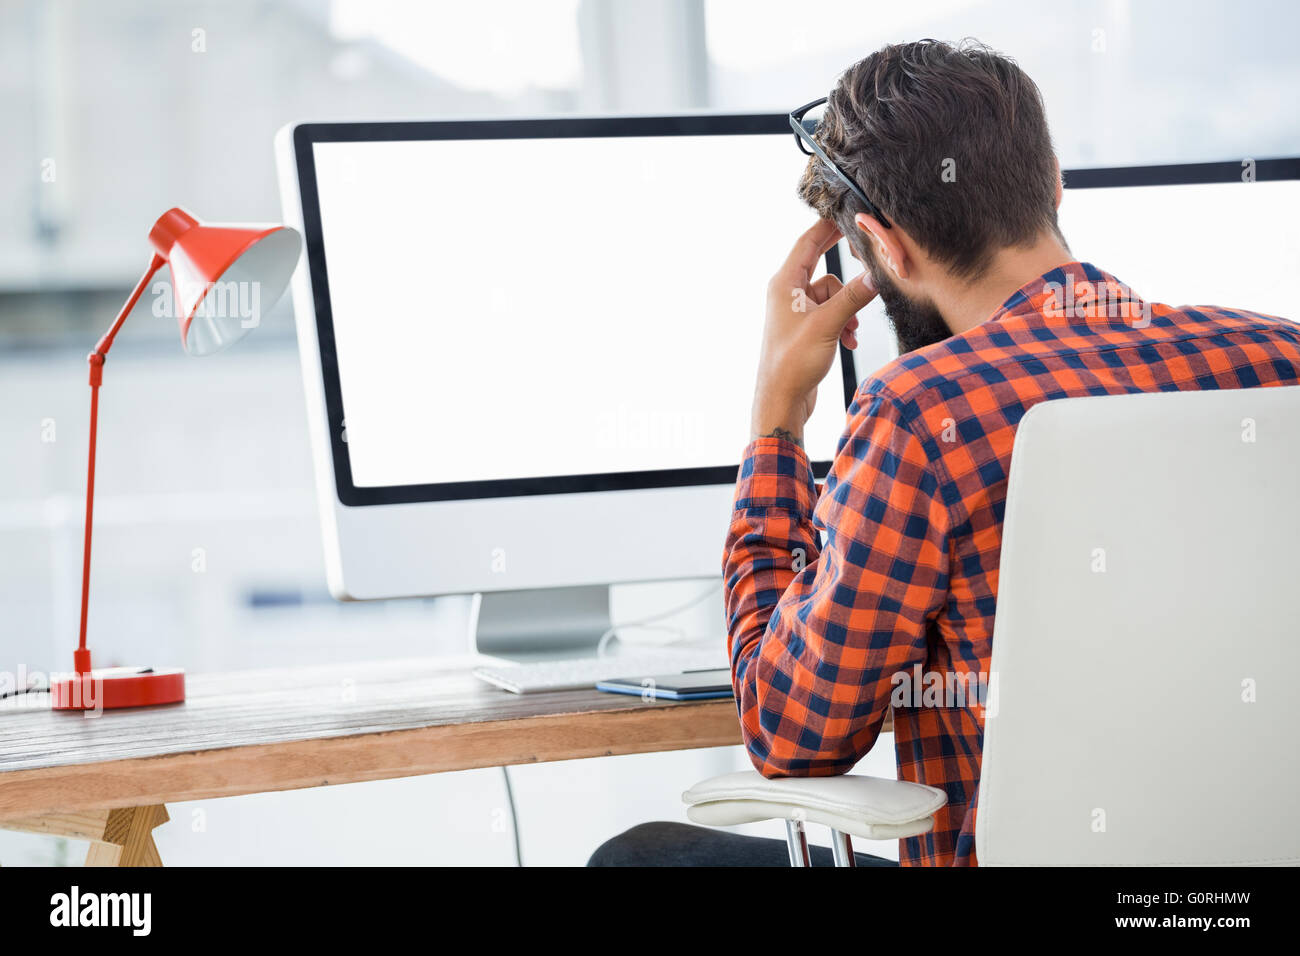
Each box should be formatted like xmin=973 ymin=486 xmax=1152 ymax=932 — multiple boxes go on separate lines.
xmin=854 ymin=212 xmax=909 ymax=280
xmin=1054 ymin=158 xmax=1063 ymax=209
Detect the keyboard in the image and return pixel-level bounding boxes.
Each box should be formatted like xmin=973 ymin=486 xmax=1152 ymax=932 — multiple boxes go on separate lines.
xmin=473 ymin=648 xmax=726 ymax=694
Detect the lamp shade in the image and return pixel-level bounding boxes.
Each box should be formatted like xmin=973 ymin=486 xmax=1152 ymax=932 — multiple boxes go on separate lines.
xmin=147 ymin=207 xmax=301 ymax=356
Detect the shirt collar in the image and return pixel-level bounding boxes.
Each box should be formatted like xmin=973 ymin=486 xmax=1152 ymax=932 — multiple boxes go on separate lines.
xmin=992 ymin=261 xmax=1149 ymax=327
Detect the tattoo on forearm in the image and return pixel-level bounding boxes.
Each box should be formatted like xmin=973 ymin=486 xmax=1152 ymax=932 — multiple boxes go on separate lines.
xmin=762 ymin=427 xmax=803 ymax=448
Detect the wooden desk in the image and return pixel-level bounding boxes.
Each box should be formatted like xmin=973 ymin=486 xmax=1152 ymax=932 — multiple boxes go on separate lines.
xmin=0 ymin=656 xmax=742 ymax=866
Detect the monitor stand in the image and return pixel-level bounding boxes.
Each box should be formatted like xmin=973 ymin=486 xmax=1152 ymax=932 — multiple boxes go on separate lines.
xmin=471 ymin=585 xmax=611 ymax=663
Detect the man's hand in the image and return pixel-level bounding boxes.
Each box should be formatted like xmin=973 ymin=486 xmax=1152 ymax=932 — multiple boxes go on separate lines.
xmin=751 ymin=219 xmax=877 ymax=445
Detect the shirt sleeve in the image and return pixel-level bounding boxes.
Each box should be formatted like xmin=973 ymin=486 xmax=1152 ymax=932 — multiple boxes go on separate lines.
xmin=723 ymin=390 xmax=950 ymax=776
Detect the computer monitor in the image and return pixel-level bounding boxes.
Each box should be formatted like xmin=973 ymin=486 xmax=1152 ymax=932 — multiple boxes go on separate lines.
xmin=275 ymin=114 xmax=861 ymax=651
xmin=1055 ymin=158 xmax=1300 ymax=320
xmin=276 ymin=118 xmax=1298 ymax=648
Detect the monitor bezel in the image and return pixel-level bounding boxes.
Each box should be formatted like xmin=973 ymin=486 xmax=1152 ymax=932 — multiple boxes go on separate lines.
xmin=292 ymin=120 xmax=1299 ymax=508
xmin=292 ymin=114 xmax=859 ymax=506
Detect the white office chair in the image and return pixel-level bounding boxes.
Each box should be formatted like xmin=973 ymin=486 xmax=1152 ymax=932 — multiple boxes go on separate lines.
xmin=685 ymin=385 xmax=1300 ymax=866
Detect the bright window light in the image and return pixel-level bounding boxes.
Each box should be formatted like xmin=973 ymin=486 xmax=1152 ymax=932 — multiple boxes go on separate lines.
xmin=330 ymin=0 xmax=581 ymax=95
xmin=704 ymin=0 xmax=980 ymax=72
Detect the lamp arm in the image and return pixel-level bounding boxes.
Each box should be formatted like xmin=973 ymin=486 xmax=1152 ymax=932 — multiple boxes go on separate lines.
xmin=92 ymin=252 xmax=166 ymax=362
xmin=74 ymin=253 xmax=166 ymax=673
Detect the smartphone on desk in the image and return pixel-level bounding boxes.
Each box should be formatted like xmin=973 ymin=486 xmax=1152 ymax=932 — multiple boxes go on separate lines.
xmin=596 ymin=668 xmax=733 ymax=701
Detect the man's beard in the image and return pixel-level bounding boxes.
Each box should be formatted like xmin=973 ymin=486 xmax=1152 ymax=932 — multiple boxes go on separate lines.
xmin=868 ymin=262 xmax=952 ymax=355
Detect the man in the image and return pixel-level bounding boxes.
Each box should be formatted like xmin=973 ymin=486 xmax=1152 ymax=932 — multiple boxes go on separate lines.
xmin=590 ymin=39 xmax=1300 ymax=866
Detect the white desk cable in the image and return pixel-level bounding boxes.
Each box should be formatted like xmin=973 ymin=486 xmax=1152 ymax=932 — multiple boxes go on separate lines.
xmin=500 ymin=766 xmax=523 ymax=867
xmin=495 ymin=581 xmax=722 ymax=866
xmin=595 ymin=581 xmax=723 ymax=658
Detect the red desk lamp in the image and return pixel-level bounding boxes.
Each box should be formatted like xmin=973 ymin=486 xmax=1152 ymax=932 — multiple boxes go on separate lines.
xmin=51 ymin=208 xmax=301 ymax=711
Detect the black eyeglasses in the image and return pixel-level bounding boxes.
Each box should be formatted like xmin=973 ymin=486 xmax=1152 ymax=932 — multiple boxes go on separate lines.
xmin=790 ymin=96 xmax=891 ymax=229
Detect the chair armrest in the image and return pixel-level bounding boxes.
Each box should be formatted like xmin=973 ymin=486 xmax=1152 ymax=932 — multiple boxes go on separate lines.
xmin=683 ymin=771 xmax=947 ymax=841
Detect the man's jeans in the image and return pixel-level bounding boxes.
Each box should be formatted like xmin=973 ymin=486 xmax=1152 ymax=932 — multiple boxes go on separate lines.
xmin=588 ymin=821 xmax=899 ymax=867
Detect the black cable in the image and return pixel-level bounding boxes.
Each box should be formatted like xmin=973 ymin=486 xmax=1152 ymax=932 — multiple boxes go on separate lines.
xmin=0 ymin=684 xmax=49 ymax=701
xmin=500 ymin=766 xmax=523 ymax=867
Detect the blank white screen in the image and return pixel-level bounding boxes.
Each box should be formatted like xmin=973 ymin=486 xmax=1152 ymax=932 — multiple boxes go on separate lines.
xmin=1057 ymin=179 xmax=1300 ymax=318
xmin=313 ymin=134 xmax=849 ymax=489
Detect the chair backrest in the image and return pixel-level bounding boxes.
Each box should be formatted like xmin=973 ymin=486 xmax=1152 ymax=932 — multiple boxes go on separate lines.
xmin=976 ymin=385 xmax=1300 ymax=866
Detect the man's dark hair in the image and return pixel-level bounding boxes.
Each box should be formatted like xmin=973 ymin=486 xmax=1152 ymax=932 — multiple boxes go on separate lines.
xmin=798 ymin=39 xmax=1061 ymax=279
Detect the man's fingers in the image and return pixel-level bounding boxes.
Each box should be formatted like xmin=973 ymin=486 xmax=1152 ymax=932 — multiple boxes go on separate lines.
xmin=808 ymin=273 xmax=842 ymax=305
xmin=816 ymin=270 xmax=877 ymax=331
xmin=784 ymin=219 xmax=842 ymax=278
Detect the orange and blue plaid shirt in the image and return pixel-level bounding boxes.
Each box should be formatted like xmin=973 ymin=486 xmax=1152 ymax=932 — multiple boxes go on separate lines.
xmin=724 ymin=261 xmax=1300 ymax=866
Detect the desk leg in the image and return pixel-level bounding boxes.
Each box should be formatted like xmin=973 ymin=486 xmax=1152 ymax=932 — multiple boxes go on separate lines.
xmin=85 ymin=806 xmax=168 ymax=866
xmin=0 ymin=805 xmax=169 ymax=867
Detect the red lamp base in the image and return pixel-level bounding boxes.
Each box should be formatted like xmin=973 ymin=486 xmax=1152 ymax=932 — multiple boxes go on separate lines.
xmin=51 ymin=667 xmax=185 ymax=711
